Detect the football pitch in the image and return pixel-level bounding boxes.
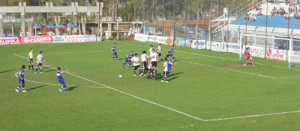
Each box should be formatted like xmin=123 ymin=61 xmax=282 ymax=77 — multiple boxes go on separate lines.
xmin=0 ymin=40 xmax=300 ymax=130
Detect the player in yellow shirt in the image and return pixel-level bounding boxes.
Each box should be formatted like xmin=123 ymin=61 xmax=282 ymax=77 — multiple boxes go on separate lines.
xmin=28 ymin=48 xmax=34 ymax=71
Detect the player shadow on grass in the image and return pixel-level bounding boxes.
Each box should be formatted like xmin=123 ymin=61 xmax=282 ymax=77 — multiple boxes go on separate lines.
xmin=156 ymin=72 xmax=183 ymax=81
xmin=43 ymin=69 xmax=56 ymax=73
xmin=27 ymin=85 xmax=47 ymax=91
xmin=68 ymin=85 xmax=79 ymax=91
xmin=0 ymin=69 xmax=15 ymax=73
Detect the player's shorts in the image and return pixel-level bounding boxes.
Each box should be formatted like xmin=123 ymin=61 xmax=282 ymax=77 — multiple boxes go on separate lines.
xmin=151 ymin=61 xmax=157 ymax=68
xmin=113 ymin=52 xmax=118 ymax=56
xmin=125 ymin=58 xmax=131 ymax=64
xmin=166 ymin=53 xmax=173 ymax=58
xmin=29 ymin=59 xmax=33 ymax=63
xmin=133 ymin=65 xmax=140 ymax=71
xmin=142 ymin=61 xmax=148 ymax=69
xmin=37 ymin=63 xmax=42 ymax=66
xmin=148 ymin=68 xmax=153 ymax=73
xmin=163 ymin=71 xmax=168 ymax=77
xmin=157 ymin=52 xmax=161 ymax=56
xmin=245 ymin=56 xmax=251 ymax=59
xmin=59 ymin=80 xmax=66 ymax=87
xmin=18 ymin=78 xmax=25 ymax=85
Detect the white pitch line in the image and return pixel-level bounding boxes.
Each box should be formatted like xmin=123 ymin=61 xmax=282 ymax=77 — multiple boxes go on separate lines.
xmin=120 ymin=42 xmax=300 ymax=72
xmin=14 ymin=53 xmax=300 ymax=122
xmin=206 ymin=110 xmax=300 ymax=121
xmin=183 ymin=61 xmax=300 ymax=79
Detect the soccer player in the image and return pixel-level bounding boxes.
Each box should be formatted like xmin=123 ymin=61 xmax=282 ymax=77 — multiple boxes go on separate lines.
xmin=131 ymin=53 xmax=141 ymax=76
xmin=165 ymin=45 xmax=174 ymax=58
xmin=15 ymin=65 xmax=26 ymax=92
xmin=161 ymin=58 xmax=169 ymax=83
xmin=57 ymin=67 xmax=69 ymax=92
xmin=150 ymin=49 xmax=158 ymax=79
xmin=35 ymin=51 xmax=44 ymax=74
xmin=167 ymin=57 xmax=176 ymax=76
xmin=147 ymin=61 xmax=153 ymax=80
xmin=121 ymin=51 xmax=134 ymax=68
xmin=157 ymin=43 xmax=163 ymax=62
xmin=243 ymin=47 xmax=254 ymax=66
xmin=140 ymin=50 xmax=149 ymax=76
xmin=28 ymin=48 xmax=34 ymax=71
xmin=111 ymin=43 xmax=119 ymax=61
xmin=148 ymin=45 xmax=153 ymax=55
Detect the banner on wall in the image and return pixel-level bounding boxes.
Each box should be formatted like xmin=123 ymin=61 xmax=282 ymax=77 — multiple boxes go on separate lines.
xmin=145 ymin=35 xmax=159 ymax=44
xmin=21 ymin=36 xmax=52 ymax=44
xmin=243 ymin=45 xmax=266 ymax=58
xmin=291 ymin=51 xmax=300 ymax=63
xmin=209 ymin=42 xmax=227 ymax=52
xmin=174 ymin=38 xmax=191 ymax=47
xmin=157 ymin=36 xmax=173 ymax=45
xmin=266 ymin=48 xmax=286 ymax=61
xmin=227 ymin=42 xmax=240 ymax=54
xmin=0 ymin=37 xmax=21 ymax=45
xmin=191 ymin=40 xmax=206 ymax=49
xmin=53 ymin=35 xmax=97 ymax=43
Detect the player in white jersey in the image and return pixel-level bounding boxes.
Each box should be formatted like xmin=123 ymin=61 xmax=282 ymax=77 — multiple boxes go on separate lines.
xmin=140 ymin=51 xmax=149 ymax=76
xmin=147 ymin=61 xmax=153 ymax=80
xmin=35 ymin=51 xmax=44 ymax=74
xmin=148 ymin=45 xmax=153 ymax=56
xmin=131 ymin=53 xmax=141 ymax=76
xmin=157 ymin=43 xmax=163 ymax=62
xmin=150 ymin=49 xmax=158 ymax=79
xmin=161 ymin=58 xmax=169 ymax=83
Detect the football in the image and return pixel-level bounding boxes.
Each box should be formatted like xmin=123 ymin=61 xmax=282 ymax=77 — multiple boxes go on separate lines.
xmin=119 ymin=75 xmax=123 ymax=78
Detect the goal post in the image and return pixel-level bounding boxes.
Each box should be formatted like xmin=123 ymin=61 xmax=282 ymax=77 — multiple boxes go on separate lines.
xmin=239 ymin=33 xmax=300 ymax=69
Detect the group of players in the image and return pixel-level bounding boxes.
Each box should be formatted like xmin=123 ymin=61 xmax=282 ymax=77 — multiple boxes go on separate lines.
xmin=16 ymin=42 xmax=254 ymax=92
xmin=16 ymin=48 xmax=69 ymax=93
xmin=111 ymin=43 xmax=176 ymax=83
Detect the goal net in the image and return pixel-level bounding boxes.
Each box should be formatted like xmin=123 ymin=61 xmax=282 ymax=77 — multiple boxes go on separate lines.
xmin=239 ymin=33 xmax=300 ymax=68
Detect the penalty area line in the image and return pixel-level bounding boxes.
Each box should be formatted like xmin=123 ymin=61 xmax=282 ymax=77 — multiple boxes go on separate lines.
xmin=14 ymin=54 xmax=300 ymax=122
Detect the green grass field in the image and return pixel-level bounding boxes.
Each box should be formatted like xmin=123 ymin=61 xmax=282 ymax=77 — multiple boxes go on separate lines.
xmin=0 ymin=40 xmax=300 ymax=130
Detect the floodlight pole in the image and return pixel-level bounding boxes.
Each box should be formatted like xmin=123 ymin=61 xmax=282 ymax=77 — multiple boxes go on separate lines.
xmin=264 ymin=1 xmax=269 ymax=58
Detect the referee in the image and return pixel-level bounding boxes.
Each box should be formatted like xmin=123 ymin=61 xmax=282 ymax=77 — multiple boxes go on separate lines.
xmin=28 ymin=48 xmax=34 ymax=71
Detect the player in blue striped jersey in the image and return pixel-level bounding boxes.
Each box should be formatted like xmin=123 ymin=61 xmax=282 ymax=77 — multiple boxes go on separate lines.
xmin=57 ymin=67 xmax=69 ymax=92
xmin=15 ymin=65 xmax=26 ymax=92
xmin=165 ymin=45 xmax=174 ymax=58
xmin=121 ymin=51 xmax=134 ymax=68
xmin=167 ymin=57 xmax=176 ymax=76
xmin=111 ymin=43 xmax=119 ymax=61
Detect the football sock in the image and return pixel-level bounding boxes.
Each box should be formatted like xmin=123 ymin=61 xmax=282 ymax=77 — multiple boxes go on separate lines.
xmin=29 ymin=65 xmax=31 ymax=70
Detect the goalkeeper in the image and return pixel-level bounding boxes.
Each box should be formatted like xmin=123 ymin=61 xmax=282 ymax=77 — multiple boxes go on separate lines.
xmin=243 ymin=47 xmax=254 ymax=66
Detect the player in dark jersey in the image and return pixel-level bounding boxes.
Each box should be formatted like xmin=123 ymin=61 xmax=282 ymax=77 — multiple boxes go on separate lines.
xmin=15 ymin=65 xmax=26 ymax=92
xmin=57 ymin=67 xmax=69 ymax=92
xmin=122 ymin=51 xmax=134 ymax=68
xmin=111 ymin=43 xmax=119 ymax=61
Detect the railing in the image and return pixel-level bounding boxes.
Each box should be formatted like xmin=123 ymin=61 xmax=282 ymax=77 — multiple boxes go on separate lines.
xmin=210 ymin=0 xmax=261 ymax=33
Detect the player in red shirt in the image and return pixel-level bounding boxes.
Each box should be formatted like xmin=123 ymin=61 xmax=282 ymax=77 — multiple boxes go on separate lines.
xmin=244 ymin=47 xmax=254 ymax=66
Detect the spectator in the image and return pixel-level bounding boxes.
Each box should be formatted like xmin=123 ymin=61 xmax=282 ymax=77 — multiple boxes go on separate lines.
xmin=26 ymin=31 xmax=31 ymax=36
xmin=20 ymin=30 xmax=24 ymax=37
xmin=118 ymin=29 xmax=122 ymax=40
xmin=105 ymin=29 xmax=109 ymax=40
xmin=7 ymin=31 xmax=11 ymax=37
